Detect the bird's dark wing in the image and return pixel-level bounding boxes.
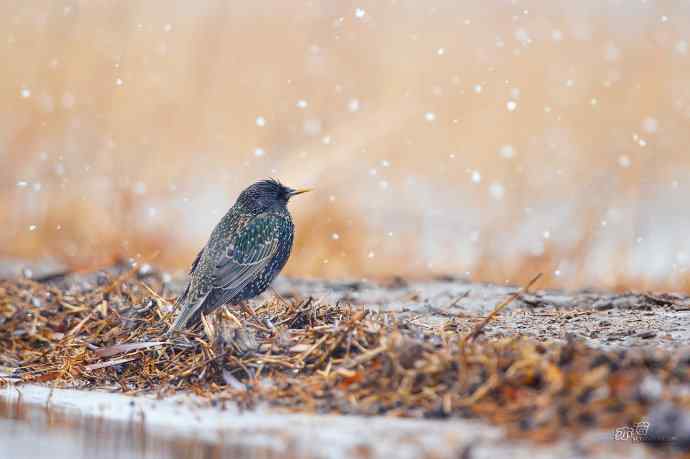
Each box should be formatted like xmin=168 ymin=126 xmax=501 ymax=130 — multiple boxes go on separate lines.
xmin=168 ymin=213 xmax=286 ymax=333
xmin=211 ymin=213 xmax=282 ymax=303
xmin=189 ymin=247 xmax=204 ymax=273
xmin=174 ymin=247 xmax=205 ymax=308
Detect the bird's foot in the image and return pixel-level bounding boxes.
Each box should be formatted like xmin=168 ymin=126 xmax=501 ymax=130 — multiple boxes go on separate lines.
xmin=165 ymin=333 xmax=196 ymax=349
xmin=240 ymin=302 xmax=259 ymax=320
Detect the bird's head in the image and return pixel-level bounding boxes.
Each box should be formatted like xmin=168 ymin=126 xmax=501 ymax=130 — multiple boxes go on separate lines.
xmin=236 ymin=179 xmax=311 ymax=213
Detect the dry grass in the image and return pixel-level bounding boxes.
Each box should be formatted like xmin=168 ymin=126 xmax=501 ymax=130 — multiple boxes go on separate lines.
xmin=1 ymin=265 xmax=689 ymax=449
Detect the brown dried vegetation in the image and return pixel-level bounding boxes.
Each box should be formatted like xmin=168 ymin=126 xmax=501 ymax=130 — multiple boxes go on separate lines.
xmin=1 ymin=265 xmax=689 ymax=448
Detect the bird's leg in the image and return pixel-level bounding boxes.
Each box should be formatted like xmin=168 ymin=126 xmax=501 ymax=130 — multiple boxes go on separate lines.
xmin=221 ymin=305 xmax=243 ymax=327
xmin=239 ymin=301 xmax=258 ymax=320
xmin=270 ymin=285 xmax=290 ymax=306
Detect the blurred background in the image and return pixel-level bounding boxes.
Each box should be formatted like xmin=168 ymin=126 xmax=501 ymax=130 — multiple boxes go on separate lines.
xmin=2 ymin=0 xmax=690 ymax=290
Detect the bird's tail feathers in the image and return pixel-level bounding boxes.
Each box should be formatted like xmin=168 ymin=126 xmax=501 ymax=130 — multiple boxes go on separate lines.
xmin=167 ymin=292 xmax=209 ymax=334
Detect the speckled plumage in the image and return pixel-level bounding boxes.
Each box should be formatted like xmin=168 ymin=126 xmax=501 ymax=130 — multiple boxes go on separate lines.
xmin=169 ymin=179 xmax=308 ymax=332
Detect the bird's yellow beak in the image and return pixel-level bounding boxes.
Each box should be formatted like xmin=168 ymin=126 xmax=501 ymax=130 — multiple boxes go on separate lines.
xmin=289 ymin=188 xmax=312 ymax=197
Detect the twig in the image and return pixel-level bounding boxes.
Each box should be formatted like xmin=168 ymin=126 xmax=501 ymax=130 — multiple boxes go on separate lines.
xmin=444 ymin=290 xmax=470 ymax=309
xmin=340 ymin=344 xmax=388 ymax=369
xmin=179 ymin=351 xmax=231 ymax=377
xmin=94 ymin=341 xmax=167 ymax=358
xmin=66 ymin=310 xmax=95 ymax=337
xmin=85 ymin=357 xmax=137 ymax=371
xmin=461 ymin=273 xmax=542 ymax=347
xmin=296 ymin=334 xmax=329 ymax=363
xmin=427 ymin=290 xmax=471 ymax=317
xmin=270 ymin=285 xmax=291 ymax=306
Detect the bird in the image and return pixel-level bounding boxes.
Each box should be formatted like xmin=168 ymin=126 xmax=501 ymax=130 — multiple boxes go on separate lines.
xmin=168 ymin=179 xmax=310 ymax=333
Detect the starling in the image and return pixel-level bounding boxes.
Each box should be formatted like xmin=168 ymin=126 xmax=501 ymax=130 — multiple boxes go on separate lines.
xmin=169 ymin=179 xmax=310 ymax=332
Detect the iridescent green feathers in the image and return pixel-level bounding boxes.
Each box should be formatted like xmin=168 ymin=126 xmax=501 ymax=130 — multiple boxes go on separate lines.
xmin=169 ymin=180 xmax=306 ymax=332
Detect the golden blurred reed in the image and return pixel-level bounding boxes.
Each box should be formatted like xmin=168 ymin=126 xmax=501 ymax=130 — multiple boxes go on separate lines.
xmin=2 ymin=1 xmax=690 ymax=291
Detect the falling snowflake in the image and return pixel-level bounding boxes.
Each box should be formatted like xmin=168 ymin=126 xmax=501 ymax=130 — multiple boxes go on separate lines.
xmin=489 ymin=182 xmax=504 ymax=200
xmin=498 ymin=145 xmax=515 ymax=159
xmin=642 ymin=117 xmax=658 ymax=134
xmin=347 ymin=98 xmax=360 ymax=112
xmin=303 ymin=119 xmax=322 ymax=136
xmin=133 ymin=182 xmax=147 ymax=194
